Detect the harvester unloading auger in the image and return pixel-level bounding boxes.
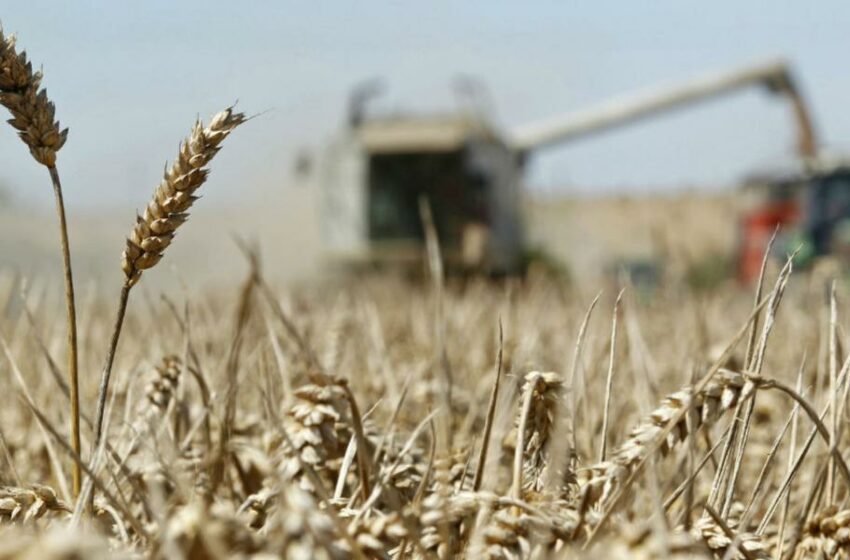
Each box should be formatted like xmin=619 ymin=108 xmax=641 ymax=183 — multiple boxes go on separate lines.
xmin=320 ymin=59 xmax=841 ymax=280
xmin=512 ymin=58 xmax=817 ymax=158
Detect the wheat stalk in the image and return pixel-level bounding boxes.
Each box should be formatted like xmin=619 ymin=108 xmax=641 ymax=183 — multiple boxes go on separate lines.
xmin=90 ymin=107 xmax=245 ymax=487
xmin=0 ymin=25 xmax=80 ymax=499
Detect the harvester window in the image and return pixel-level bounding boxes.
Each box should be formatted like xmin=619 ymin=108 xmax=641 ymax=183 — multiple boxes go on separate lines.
xmin=367 ymin=151 xmax=488 ymax=249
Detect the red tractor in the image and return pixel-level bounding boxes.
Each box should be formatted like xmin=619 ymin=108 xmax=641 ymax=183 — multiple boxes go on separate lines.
xmin=739 ymin=161 xmax=850 ymax=282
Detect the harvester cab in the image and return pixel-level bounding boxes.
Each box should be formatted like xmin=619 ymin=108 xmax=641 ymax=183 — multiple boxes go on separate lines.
xmin=320 ymin=110 xmax=524 ymax=274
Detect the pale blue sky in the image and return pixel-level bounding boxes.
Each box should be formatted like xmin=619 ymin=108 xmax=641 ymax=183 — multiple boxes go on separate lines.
xmin=2 ymin=1 xmax=850 ymax=208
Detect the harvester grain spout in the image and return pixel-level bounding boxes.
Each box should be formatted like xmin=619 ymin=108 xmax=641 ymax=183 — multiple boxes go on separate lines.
xmin=510 ymin=58 xmax=818 ymax=160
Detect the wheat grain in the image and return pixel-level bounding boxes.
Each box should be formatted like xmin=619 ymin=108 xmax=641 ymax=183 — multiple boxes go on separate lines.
xmin=142 ymin=355 xmax=182 ymax=413
xmin=162 ymin=501 xmax=262 ymax=558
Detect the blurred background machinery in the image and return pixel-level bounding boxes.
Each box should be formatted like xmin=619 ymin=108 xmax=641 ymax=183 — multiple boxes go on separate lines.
xmin=318 ymin=59 xmax=850 ymax=280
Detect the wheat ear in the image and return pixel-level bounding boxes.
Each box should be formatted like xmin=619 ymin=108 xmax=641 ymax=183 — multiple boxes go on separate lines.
xmin=0 ymin=484 xmax=71 ymax=522
xmin=801 ymin=506 xmax=850 ymax=558
xmin=0 ymin=26 xmax=80 ymax=499
xmin=91 ymin=107 xmax=245 ymax=479
xmin=693 ymin=513 xmax=770 ymax=560
xmin=0 ymin=27 xmax=68 ymax=166
xmin=121 ymin=107 xmax=245 ymax=286
xmin=579 ymin=369 xmax=756 ymax=508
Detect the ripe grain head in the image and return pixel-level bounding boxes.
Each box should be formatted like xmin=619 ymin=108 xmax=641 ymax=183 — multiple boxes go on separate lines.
xmin=121 ymin=107 xmax=245 ymax=287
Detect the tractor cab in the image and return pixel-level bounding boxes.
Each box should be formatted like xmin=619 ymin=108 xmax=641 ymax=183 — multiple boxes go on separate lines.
xmin=805 ymin=166 xmax=850 ymax=259
xmin=738 ymin=160 xmax=850 ymax=282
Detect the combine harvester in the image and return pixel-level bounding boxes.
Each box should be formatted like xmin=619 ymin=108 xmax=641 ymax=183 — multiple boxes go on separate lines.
xmin=319 ymin=59 xmax=849 ymax=281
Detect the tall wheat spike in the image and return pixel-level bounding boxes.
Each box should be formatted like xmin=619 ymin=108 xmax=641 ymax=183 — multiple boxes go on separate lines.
xmin=90 ymin=107 xmax=245 ymax=479
xmin=0 ymin=27 xmax=67 ymax=166
xmin=0 ymin=25 xmax=80 ymax=498
xmin=121 ymin=107 xmax=245 ymax=286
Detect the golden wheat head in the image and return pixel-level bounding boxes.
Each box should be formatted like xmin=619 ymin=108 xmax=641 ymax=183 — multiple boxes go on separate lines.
xmin=121 ymin=107 xmax=245 ymax=286
xmin=0 ymin=26 xmax=67 ymax=167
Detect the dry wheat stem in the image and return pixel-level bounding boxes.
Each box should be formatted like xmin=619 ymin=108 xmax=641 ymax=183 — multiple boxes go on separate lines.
xmin=338 ymin=378 xmax=374 ymax=502
xmin=600 ymin=288 xmax=624 ymax=463
xmin=776 ymin=363 xmax=804 ymax=560
xmin=419 ymin=195 xmax=453 ymax=454
xmin=715 ymin=255 xmax=794 ymax=518
xmin=47 ymin=166 xmax=81 ymax=500
xmin=741 ymin=372 xmax=850 ymax=489
xmin=742 ymin=226 xmax=777 ymax=369
xmin=664 ymin=424 xmax=732 ymax=512
xmin=473 ymin=320 xmax=503 ymax=492
xmin=511 ymin=372 xmax=541 ymax=500
xmin=740 ymin=400 xmax=798 ymax=522
xmin=90 ymin=284 xmax=130 ymax=474
xmin=829 ymin=281 xmax=839 ymax=505
xmin=709 ymin=233 xmax=776 ymax=517
xmin=571 ymin=291 xmax=602 ymax=461
xmin=756 ymin=402 xmax=825 ymax=537
xmin=727 ymin=262 xmax=792 ymax=513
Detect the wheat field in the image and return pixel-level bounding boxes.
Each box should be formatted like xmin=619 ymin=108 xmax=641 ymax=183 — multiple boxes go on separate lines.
xmin=5 ymin=261 xmax=850 ymax=559
xmin=5 ymin=23 xmax=850 ymax=560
